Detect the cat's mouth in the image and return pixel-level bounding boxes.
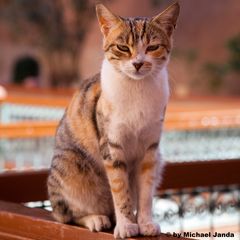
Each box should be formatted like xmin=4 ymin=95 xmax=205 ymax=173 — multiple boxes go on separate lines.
xmin=126 ymin=70 xmax=151 ymax=80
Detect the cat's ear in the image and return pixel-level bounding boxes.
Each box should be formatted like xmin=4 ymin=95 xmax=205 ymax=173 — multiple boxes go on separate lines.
xmin=151 ymin=2 xmax=180 ymax=37
xmin=96 ymin=4 xmax=122 ymax=37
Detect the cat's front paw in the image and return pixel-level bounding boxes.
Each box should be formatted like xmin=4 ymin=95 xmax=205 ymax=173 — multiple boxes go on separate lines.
xmin=114 ymin=223 xmax=139 ymax=239
xmin=139 ymin=222 xmax=160 ymax=236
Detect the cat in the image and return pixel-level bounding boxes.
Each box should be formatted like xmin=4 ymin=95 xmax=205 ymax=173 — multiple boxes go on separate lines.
xmin=47 ymin=2 xmax=179 ymax=239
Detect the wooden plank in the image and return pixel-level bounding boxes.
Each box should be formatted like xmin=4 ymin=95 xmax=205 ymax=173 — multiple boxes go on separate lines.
xmin=3 ymin=85 xmax=240 ymax=108
xmin=160 ymin=159 xmax=240 ymax=191
xmin=4 ymin=95 xmax=70 ymax=108
xmin=0 ymin=201 xmax=190 ymax=240
xmin=0 ymin=170 xmax=48 ymax=203
xmin=0 ymin=232 xmax=34 ymax=240
xmin=0 ymin=160 xmax=239 ymax=203
xmin=3 ymin=84 xmax=73 ymax=107
xmin=1 ymin=96 xmax=240 ymax=138
xmin=0 ymin=121 xmax=57 ymax=139
xmin=1 ymin=105 xmax=240 ymax=138
xmin=165 ymin=109 xmax=240 ymax=130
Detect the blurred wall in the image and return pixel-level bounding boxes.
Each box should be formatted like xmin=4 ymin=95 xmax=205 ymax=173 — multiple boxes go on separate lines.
xmin=0 ymin=0 xmax=240 ymax=95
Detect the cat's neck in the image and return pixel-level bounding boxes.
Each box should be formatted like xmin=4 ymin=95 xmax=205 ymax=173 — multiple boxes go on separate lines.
xmin=100 ymin=58 xmax=169 ymax=103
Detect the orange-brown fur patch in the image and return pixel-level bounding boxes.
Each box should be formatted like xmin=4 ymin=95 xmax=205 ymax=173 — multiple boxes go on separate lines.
xmin=149 ymin=46 xmax=166 ymax=58
xmin=66 ymin=81 xmax=101 ymax=156
xmin=141 ymin=161 xmax=155 ymax=174
xmin=111 ymin=179 xmax=125 ymax=193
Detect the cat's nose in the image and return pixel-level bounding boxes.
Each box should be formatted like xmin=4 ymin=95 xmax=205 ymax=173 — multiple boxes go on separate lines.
xmin=133 ymin=62 xmax=144 ymax=71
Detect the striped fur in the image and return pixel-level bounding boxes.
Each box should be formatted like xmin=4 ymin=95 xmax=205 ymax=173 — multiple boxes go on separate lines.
xmin=48 ymin=2 xmax=179 ymax=239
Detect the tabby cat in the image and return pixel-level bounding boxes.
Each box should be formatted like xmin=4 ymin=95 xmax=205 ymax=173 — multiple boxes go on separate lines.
xmin=47 ymin=2 xmax=180 ymax=239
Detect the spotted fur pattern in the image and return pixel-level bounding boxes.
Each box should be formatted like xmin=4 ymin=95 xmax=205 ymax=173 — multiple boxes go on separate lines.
xmin=48 ymin=2 xmax=179 ymax=239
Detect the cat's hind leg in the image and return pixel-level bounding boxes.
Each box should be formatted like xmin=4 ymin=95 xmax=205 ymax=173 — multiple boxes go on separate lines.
xmin=48 ymin=175 xmax=73 ymax=224
xmin=48 ymin=143 xmax=114 ymax=232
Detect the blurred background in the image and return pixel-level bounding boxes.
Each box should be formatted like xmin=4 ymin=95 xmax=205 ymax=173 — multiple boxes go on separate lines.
xmin=0 ymin=0 xmax=239 ymax=95
xmin=0 ymin=1 xmax=239 ymax=239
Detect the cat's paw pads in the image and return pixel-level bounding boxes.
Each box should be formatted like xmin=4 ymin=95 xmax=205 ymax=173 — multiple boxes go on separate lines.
xmin=139 ymin=222 xmax=161 ymax=236
xmin=84 ymin=215 xmax=111 ymax=232
xmin=114 ymin=223 xmax=139 ymax=239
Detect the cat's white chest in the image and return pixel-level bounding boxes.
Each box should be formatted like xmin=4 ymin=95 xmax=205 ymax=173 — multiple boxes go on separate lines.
xmin=101 ymin=59 xmax=169 ymax=135
xmin=112 ymin=83 xmax=165 ymax=130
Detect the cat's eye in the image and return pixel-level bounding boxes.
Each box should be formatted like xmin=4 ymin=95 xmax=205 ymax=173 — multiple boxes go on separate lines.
xmin=146 ymin=44 xmax=160 ymax=52
xmin=117 ymin=45 xmax=130 ymax=52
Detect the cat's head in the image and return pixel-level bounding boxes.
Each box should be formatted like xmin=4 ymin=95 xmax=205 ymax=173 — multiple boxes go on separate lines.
xmin=96 ymin=2 xmax=180 ymax=80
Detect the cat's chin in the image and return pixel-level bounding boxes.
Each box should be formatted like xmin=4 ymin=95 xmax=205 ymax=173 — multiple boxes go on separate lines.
xmin=125 ymin=72 xmax=150 ymax=81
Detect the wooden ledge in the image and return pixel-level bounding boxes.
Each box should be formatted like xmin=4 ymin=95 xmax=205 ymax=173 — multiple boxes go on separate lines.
xmin=0 ymin=201 xmax=190 ymax=240
xmin=0 ymin=121 xmax=57 ymax=138
xmin=0 ymin=160 xmax=239 ymax=203
xmin=1 ymin=96 xmax=240 ymax=139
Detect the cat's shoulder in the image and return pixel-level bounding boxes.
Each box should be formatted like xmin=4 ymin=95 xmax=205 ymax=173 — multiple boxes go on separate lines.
xmin=79 ymin=72 xmax=101 ymax=95
xmin=67 ymin=73 xmax=101 ymax=118
xmin=68 ymin=72 xmax=102 ymax=109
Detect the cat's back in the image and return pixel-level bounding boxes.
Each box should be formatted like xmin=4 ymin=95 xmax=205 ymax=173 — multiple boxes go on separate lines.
xmin=56 ymin=73 xmax=101 ymax=157
xmin=73 ymin=72 xmax=101 ymax=116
